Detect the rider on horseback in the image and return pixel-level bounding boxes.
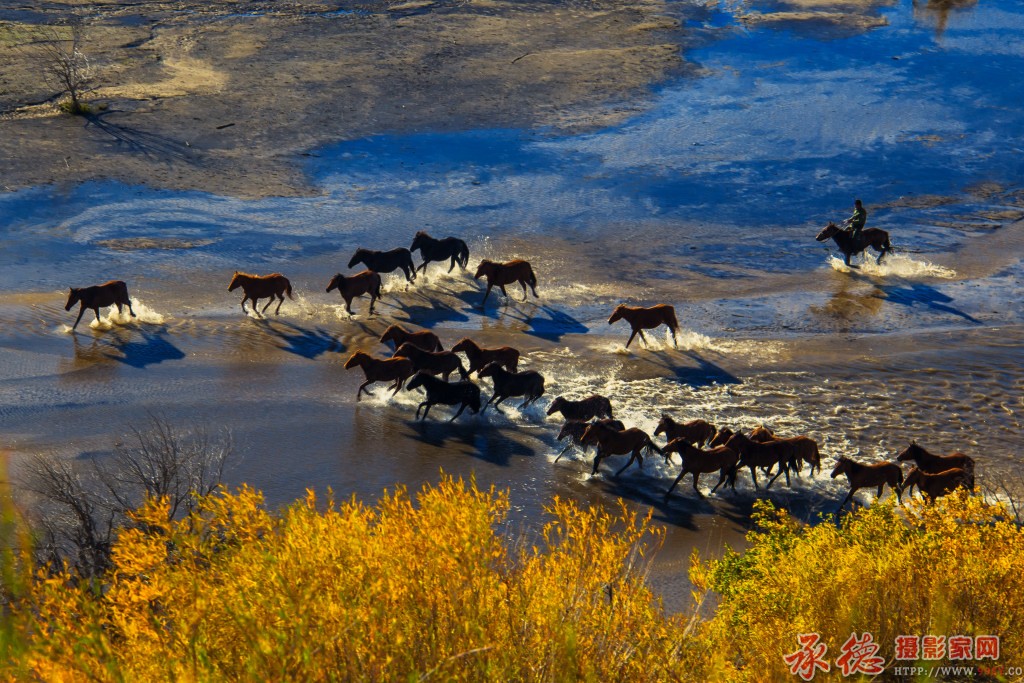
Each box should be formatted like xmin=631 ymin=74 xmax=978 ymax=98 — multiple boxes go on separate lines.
xmin=843 ymin=199 xmax=867 ymax=243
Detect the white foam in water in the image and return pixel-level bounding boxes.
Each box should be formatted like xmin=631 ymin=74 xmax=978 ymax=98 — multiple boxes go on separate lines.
xmin=78 ymin=299 xmax=167 ymax=331
xmin=596 ymin=328 xmax=719 ymax=355
xmin=828 ymin=254 xmax=957 ymax=279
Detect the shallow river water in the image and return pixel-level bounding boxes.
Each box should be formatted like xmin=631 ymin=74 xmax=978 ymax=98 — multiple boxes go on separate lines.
xmin=2 ymin=0 xmax=1023 ymax=611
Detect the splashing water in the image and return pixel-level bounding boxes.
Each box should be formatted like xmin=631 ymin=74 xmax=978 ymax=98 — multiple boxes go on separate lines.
xmin=828 ymin=254 xmax=957 ymax=279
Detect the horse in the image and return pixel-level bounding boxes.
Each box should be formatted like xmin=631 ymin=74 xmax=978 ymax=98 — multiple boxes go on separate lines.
xmin=724 ymin=432 xmax=798 ymax=489
xmin=749 ymin=425 xmax=776 ymax=443
xmin=405 ymin=372 xmax=481 ymax=421
xmin=477 ymin=361 xmax=545 ymax=412
xmin=380 ymin=324 xmax=444 ymax=352
xmin=554 ymin=418 xmax=626 ymax=461
xmin=654 ymin=415 xmax=716 ymax=448
xmin=343 ymin=351 xmax=414 ymax=400
xmin=348 ymin=247 xmax=416 ymax=283
xmin=896 ymin=441 xmax=975 ymax=484
xmin=663 ymin=440 xmax=740 ymax=499
xmin=410 ymin=231 xmax=470 ymax=275
xmin=64 ymin=280 xmax=136 ymax=331
xmin=473 ymin=259 xmax=538 ymax=306
xmin=608 ymin=304 xmax=680 ymax=349
xmin=326 ymin=270 xmax=382 ymax=315
xmin=708 ymin=427 xmax=734 ymax=448
xmin=392 ymin=342 xmax=467 ymax=381
xmin=451 ymin=338 xmax=520 ymax=375
xmin=902 ymin=466 xmax=973 ymax=502
xmin=228 ymin=271 xmax=293 ymax=317
xmin=546 ymin=395 xmax=614 ymax=422
xmin=831 ymin=457 xmax=904 ymax=511
xmin=580 ymin=421 xmax=663 ymax=477
xmin=816 ymin=221 xmax=893 ymax=266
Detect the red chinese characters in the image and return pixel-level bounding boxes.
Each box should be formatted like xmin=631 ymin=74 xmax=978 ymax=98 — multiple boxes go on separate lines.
xmin=784 ymin=633 xmax=831 ymax=681
xmin=835 ymin=632 xmax=885 ymax=676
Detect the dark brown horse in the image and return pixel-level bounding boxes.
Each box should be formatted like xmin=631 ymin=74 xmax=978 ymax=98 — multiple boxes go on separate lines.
xmin=896 ymin=442 xmax=975 ymax=482
xmin=393 ymin=342 xmax=467 ymax=381
xmin=724 ymin=432 xmax=797 ymax=489
xmin=831 ymin=456 xmax=904 ymax=511
xmin=580 ymin=421 xmax=663 ymax=477
xmin=608 ymin=304 xmax=680 ymax=349
xmin=379 ymin=324 xmax=444 ymax=352
xmin=410 ymin=231 xmax=470 ymax=275
xmin=816 ymin=221 xmax=893 ymax=266
xmin=451 ymin=338 xmax=520 ymax=375
xmin=902 ymin=466 xmax=973 ymax=502
xmin=474 ymin=259 xmax=538 ymax=306
xmin=749 ymin=425 xmax=776 ymax=443
xmin=348 ymin=247 xmax=416 ymax=283
xmin=663 ymin=440 xmax=739 ymax=499
xmin=228 ymin=271 xmax=293 ymax=317
xmin=405 ymin=372 xmax=481 ymax=421
xmin=654 ymin=415 xmax=716 ymax=448
xmin=478 ymin=361 xmax=545 ymax=412
xmin=343 ymin=351 xmax=414 ymax=400
xmin=65 ymin=280 xmax=136 ymax=331
xmin=326 ymin=270 xmax=382 ymax=315
xmin=547 ymin=395 xmax=614 ymax=422
xmin=554 ymin=418 xmax=626 ymax=461
xmin=708 ymin=427 xmax=734 ymax=448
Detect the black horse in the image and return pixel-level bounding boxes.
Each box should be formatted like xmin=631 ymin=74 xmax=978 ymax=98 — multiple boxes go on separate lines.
xmin=406 ymin=372 xmax=481 ymax=421
xmin=410 ymin=231 xmax=470 ymax=275
xmin=348 ymin=247 xmax=417 ymax=283
xmin=816 ymin=221 xmax=893 ymax=267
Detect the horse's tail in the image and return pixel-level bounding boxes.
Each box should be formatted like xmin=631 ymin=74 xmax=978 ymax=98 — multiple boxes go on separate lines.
xmin=666 ymin=306 xmax=681 ymax=333
xmin=457 ymin=359 xmax=469 ymax=381
xmin=645 ymin=437 xmax=664 ymax=457
xmin=526 ymin=264 xmax=537 ymax=289
xmin=284 ymin=278 xmax=294 ymax=299
xmin=457 ymin=241 xmax=470 ymax=268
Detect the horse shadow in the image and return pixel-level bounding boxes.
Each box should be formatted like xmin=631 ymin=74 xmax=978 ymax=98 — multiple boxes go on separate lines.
xmin=261 ymin=320 xmax=345 ymax=359
xmin=876 ymin=284 xmax=981 ymax=324
xmin=405 ymin=419 xmax=534 ymax=467
xmin=649 ymin=350 xmax=741 ymax=388
xmin=392 ymin=290 xmax=471 ymax=329
xmin=107 ymin=328 xmax=186 ymax=369
xmin=590 ymin=473 xmax=700 ymax=531
xmin=504 ymin=304 xmax=589 ymax=342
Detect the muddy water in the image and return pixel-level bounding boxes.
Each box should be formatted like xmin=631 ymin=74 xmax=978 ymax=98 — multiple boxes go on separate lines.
xmin=2 ymin=0 xmax=1024 ymax=612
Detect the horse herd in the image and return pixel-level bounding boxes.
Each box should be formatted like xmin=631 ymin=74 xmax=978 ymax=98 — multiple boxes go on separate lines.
xmin=62 ymin=225 xmax=973 ymax=510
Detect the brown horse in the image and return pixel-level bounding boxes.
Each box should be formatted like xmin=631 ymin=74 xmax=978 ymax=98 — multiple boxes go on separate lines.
xmin=608 ymin=304 xmax=680 ymax=349
xmin=451 ymin=338 xmax=520 ymax=375
xmin=554 ymin=418 xmax=626 ymax=461
xmin=326 ymin=270 xmax=382 ymax=315
xmin=392 ymin=342 xmax=467 ymax=381
xmin=816 ymin=221 xmax=893 ymax=266
xmin=896 ymin=441 xmax=975 ymax=483
xmin=343 ymin=351 xmax=414 ymax=400
xmin=410 ymin=231 xmax=470 ymax=275
xmin=831 ymin=457 xmax=904 ymax=511
xmin=749 ymin=425 xmax=776 ymax=443
xmin=708 ymin=427 xmax=734 ymax=448
xmin=902 ymin=467 xmax=973 ymax=502
xmin=654 ymin=415 xmax=716 ymax=448
xmin=547 ymin=395 xmax=614 ymax=422
xmin=663 ymin=440 xmax=739 ymax=499
xmin=724 ymin=432 xmax=797 ymax=489
xmin=478 ymin=361 xmax=545 ymax=412
xmin=580 ymin=421 xmax=663 ymax=477
xmin=65 ymin=280 xmax=136 ymax=331
xmin=380 ymin=324 xmax=443 ymax=352
xmin=473 ymin=259 xmax=538 ymax=306
xmin=228 ymin=271 xmax=293 ymax=317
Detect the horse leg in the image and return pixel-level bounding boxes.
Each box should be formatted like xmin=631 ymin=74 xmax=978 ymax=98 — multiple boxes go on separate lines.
xmin=749 ymin=465 xmax=759 ymax=489
xmin=449 ymin=402 xmax=468 ymax=422
xmin=669 ymin=325 xmax=678 ymax=349
xmin=481 ymin=283 xmax=494 ymax=307
xmin=92 ymin=306 xmax=103 ymax=325
xmin=766 ymin=462 xmax=790 ymax=489
xmin=592 ymin=449 xmax=606 ymax=475
xmin=637 ymin=329 xmax=649 ymax=348
xmin=261 ymin=297 xmax=273 ymax=315
xmin=344 ymin=296 xmax=353 ymax=315
xmin=499 ymin=285 xmax=508 ymax=302
xmin=520 ymin=280 xmax=529 ymax=302
xmin=836 ymin=488 xmax=855 ymax=512
xmin=710 ymin=469 xmax=728 ymax=494
xmin=555 ymin=442 xmax=573 ymax=462
xmin=491 ymin=395 xmax=507 ymax=413
xmin=447 ymin=257 xmax=457 ymax=273
xmin=665 ymin=470 xmax=687 ymax=499
xmin=416 ymin=401 xmax=428 ymax=420
xmin=391 ymin=378 xmax=406 ymax=395
xmin=692 ymin=472 xmax=705 ymax=497
xmin=614 ymin=449 xmax=641 ymax=477
xmin=420 ymin=403 xmax=432 ymax=420
xmin=125 ymin=298 xmax=136 ymax=318
xmin=877 ymin=484 xmax=884 ymax=499
xmin=368 ymin=293 xmax=377 ymax=316
xmin=71 ymin=304 xmax=87 ymax=331
xmin=357 ymin=380 xmax=373 ymax=400
xmin=274 ymin=294 xmax=284 ymax=315
xmin=624 ymin=328 xmax=639 ymax=349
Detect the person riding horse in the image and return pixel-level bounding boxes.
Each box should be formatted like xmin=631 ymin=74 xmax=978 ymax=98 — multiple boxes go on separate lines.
xmin=843 ymin=199 xmax=867 ymax=244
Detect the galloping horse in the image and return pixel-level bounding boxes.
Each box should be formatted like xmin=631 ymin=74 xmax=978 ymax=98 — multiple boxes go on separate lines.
xmin=816 ymin=221 xmax=893 ymax=266
xmin=392 ymin=342 xmax=467 ymax=381
xmin=326 ymin=270 xmax=382 ymax=315
xmin=405 ymin=372 xmax=481 ymax=422
xmin=477 ymin=361 xmax=545 ymax=412
xmin=343 ymin=351 xmax=414 ymax=400
xmin=902 ymin=467 xmax=973 ymax=502
xmin=410 ymin=231 xmax=470 ymax=275
xmin=580 ymin=421 xmax=663 ymax=477
xmin=451 ymin=338 xmax=520 ymax=375
xmin=608 ymin=304 xmax=680 ymax=349
xmin=547 ymin=395 xmax=614 ymax=422
xmin=348 ymin=247 xmax=417 ymax=283
xmin=896 ymin=441 xmax=975 ymax=483
xmin=228 ymin=272 xmax=293 ymax=317
xmin=831 ymin=457 xmax=904 ymax=512
xmin=555 ymin=418 xmax=626 ymax=461
xmin=724 ymin=432 xmax=797 ymax=489
xmin=663 ymin=440 xmax=739 ymax=499
xmin=654 ymin=415 xmax=716 ymax=448
xmin=65 ymin=280 xmax=136 ymax=331
xmin=474 ymin=259 xmax=538 ymax=306
xmin=379 ymin=324 xmax=444 ymax=352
